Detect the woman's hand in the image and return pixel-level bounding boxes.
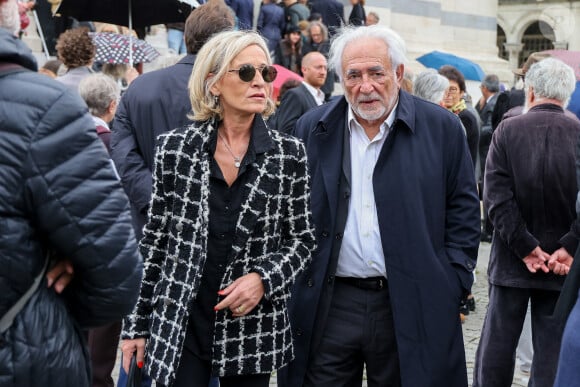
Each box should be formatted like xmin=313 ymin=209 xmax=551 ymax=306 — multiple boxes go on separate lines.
xmin=121 ymin=338 xmax=146 ymax=373
xmin=46 ymin=260 xmax=74 ymax=294
xmin=214 ymin=272 xmax=264 ymax=317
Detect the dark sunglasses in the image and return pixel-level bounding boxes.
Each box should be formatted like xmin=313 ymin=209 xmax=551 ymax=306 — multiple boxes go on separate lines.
xmin=228 ymin=64 xmax=278 ymax=83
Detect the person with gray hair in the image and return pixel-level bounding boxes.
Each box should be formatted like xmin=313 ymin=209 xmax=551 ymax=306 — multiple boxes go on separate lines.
xmin=279 ymin=24 xmax=480 ymax=387
xmin=473 ymin=57 xmax=580 ymax=387
xmin=79 ymin=73 xmax=120 ymax=153
xmin=366 ymin=10 xmax=380 ymax=25
xmin=413 ymin=69 xmax=449 ymax=105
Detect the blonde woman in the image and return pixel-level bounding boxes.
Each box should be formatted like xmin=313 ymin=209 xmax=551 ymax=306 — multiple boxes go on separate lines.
xmin=120 ymin=30 xmax=316 ymax=387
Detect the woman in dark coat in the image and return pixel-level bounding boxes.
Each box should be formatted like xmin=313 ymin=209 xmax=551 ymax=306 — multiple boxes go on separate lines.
xmin=348 ymin=0 xmax=366 ymax=26
xmin=121 ymin=30 xmax=316 ymax=387
xmin=275 ymin=25 xmax=303 ymax=74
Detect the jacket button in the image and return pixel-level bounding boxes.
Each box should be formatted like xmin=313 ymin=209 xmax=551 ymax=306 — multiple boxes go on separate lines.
xmin=321 ymin=231 xmax=329 ymax=237
xmin=176 ymin=223 xmax=183 ymax=232
xmin=466 ymin=262 xmax=475 ymax=270
xmin=164 ymin=299 xmax=172 ymax=306
xmin=335 ymin=233 xmax=343 ymax=240
xmin=307 ymin=278 xmax=313 ymax=287
xmin=296 ymin=328 xmax=303 ymax=336
xmin=327 ymin=275 xmax=334 ymax=284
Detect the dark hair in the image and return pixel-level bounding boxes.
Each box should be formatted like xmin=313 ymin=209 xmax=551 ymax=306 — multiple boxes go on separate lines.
xmin=308 ymin=12 xmax=322 ymax=22
xmin=438 ymin=65 xmax=466 ymax=92
xmin=278 ymin=78 xmax=301 ymax=102
xmin=184 ymin=0 xmax=235 ymax=55
xmin=41 ymin=59 xmax=62 ymax=74
xmin=56 ymin=27 xmax=95 ymax=69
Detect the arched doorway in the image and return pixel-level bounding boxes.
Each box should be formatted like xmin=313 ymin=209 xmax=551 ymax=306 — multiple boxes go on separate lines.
xmin=497 ymin=25 xmax=508 ymax=61
xmin=519 ymin=21 xmax=554 ymax=66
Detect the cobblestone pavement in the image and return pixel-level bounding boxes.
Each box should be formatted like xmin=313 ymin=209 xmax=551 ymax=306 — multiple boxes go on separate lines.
xmin=113 ymin=241 xmax=531 ymax=387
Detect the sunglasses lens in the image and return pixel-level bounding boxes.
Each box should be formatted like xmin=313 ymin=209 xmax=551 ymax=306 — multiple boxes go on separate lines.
xmin=262 ymin=66 xmax=278 ymax=83
xmin=238 ymin=64 xmax=256 ymax=82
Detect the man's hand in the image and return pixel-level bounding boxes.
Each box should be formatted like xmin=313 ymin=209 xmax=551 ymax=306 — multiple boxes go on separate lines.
xmin=46 ymin=260 xmax=74 ymax=293
xmin=522 ymin=246 xmax=550 ymax=273
xmin=214 ymin=273 xmax=264 ymax=317
xmin=548 ymin=247 xmax=573 ymax=275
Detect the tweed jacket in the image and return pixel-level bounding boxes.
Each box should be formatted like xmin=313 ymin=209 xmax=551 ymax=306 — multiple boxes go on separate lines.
xmin=122 ymin=117 xmax=316 ymax=386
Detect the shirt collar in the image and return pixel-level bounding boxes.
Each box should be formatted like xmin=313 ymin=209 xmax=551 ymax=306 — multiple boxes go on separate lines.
xmin=92 ymin=116 xmax=109 ymax=129
xmin=302 ymin=81 xmax=325 ymax=106
xmin=347 ymin=99 xmax=398 ymax=135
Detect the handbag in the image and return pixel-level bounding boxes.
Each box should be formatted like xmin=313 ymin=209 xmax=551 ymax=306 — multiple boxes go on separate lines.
xmin=126 ymin=353 xmax=143 ymax=387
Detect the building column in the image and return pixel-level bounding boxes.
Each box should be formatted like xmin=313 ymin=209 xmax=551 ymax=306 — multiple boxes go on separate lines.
xmin=503 ymin=42 xmax=524 ymax=71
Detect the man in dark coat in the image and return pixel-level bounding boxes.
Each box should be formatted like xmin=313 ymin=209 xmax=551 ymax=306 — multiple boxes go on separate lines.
xmin=111 ymin=2 xmax=234 ymax=239
xmin=0 ymin=1 xmax=143 ymax=385
xmin=476 ymin=74 xmax=499 ymax=242
xmin=310 ymin=0 xmax=344 ymax=36
xmin=473 ymin=57 xmax=580 ymax=387
xmin=277 ymin=25 xmax=480 ymax=387
xmin=273 ymin=51 xmax=327 ymax=133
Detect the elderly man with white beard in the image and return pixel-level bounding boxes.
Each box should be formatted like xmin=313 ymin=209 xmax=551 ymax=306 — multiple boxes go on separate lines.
xmin=278 ymin=25 xmax=481 ymax=387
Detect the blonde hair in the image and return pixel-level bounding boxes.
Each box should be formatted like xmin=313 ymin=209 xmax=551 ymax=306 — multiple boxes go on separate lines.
xmin=188 ymin=30 xmax=275 ymax=121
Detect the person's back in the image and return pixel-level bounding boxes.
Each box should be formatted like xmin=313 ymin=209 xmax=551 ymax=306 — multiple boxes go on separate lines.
xmin=310 ymin=0 xmax=344 ymax=36
xmin=0 ymin=24 xmax=142 ymax=387
xmin=111 ymin=1 xmax=235 ymax=238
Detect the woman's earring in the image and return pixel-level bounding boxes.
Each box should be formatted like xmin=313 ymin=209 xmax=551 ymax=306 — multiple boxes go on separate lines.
xmin=213 ymin=94 xmax=219 ymax=107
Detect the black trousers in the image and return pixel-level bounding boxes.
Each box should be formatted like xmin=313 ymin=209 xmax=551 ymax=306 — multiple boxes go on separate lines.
xmin=157 ymin=344 xmax=270 ymax=387
xmin=304 ymin=279 xmax=401 ymax=387
xmin=473 ymin=284 xmax=563 ymax=387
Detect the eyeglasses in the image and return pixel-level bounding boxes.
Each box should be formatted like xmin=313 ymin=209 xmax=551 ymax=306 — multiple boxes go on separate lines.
xmin=445 ymin=87 xmax=460 ymax=95
xmin=228 ymin=64 xmax=278 ymax=83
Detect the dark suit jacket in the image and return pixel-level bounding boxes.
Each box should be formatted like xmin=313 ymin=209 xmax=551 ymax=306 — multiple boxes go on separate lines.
xmin=311 ymin=0 xmax=344 ymax=36
xmin=111 ymin=54 xmax=196 ymax=238
xmin=279 ymin=92 xmax=481 ymax=387
xmin=273 ymin=83 xmax=319 ymax=134
xmin=484 ymin=103 xmax=580 ymax=290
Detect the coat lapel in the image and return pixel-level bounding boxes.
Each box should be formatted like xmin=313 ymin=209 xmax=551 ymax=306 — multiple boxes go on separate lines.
xmin=312 ymin=97 xmax=349 ymax=227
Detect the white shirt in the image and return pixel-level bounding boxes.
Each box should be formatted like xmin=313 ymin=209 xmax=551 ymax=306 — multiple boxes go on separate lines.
xmin=302 ymin=81 xmax=325 ymax=106
xmin=335 ymin=104 xmax=397 ymax=278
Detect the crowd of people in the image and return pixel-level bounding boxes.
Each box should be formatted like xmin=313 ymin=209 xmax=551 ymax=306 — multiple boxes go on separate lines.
xmin=2 ymin=0 xmax=580 ymax=387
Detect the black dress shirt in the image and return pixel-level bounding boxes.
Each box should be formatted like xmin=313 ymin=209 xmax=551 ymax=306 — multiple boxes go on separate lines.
xmin=184 ymin=122 xmax=266 ymax=360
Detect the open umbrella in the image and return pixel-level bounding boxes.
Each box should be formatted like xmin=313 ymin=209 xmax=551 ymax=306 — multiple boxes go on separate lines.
xmin=416 ymin=51 xmax=485 ymax=81
xmin=271 ymin=64 xmax=303 ymax=101
xmin=540 ymin=50 xmax=580 ymax=80
xmin=91 ymin=32 xmax=160 ymax=64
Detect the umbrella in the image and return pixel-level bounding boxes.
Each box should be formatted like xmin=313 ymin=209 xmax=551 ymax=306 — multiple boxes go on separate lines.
xmin=416 ymin=51 xmax=485 ymax=81
xmin=55 ymin=0 xmax=189 ymax=29
xmin=91 ymin=32 xmax=160 ymax=64
xmin=540 ymin=50 xmax=580 ymax=80
xmin=271 ymin=64 xmax=303 ymax=101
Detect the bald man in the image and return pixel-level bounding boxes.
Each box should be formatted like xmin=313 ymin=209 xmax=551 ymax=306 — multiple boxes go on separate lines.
xmin=273 ymin=51 xmax=328 ymax=134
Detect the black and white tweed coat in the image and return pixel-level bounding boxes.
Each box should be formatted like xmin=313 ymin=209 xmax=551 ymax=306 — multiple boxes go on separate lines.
xmin=122 ymin=117 xmax=316 ymax=386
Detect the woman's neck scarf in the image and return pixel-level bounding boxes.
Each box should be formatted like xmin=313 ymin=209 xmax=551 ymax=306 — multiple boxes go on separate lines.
xmin=448 ymin=99 xmax=467 ymax=115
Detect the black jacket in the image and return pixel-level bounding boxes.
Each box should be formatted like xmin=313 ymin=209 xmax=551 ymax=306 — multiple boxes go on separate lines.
xmin=0 ymin=29 xmax=142 ymax=387
xmin=111 ymin=55 xmax=196 ymax=238
xmin=484 ymin=103 xmax=580 ymax=290
xmin=273 ymin=83 xmax=319 ymax=134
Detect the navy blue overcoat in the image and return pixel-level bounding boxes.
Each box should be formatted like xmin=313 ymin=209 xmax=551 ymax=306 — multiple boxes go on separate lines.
xmin=279 ymin=91 xmax=481 ymax=387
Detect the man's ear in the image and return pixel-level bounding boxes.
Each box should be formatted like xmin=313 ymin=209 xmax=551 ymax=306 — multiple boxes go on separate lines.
xmin=395 ymin=64 xmax=405 ymax=84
